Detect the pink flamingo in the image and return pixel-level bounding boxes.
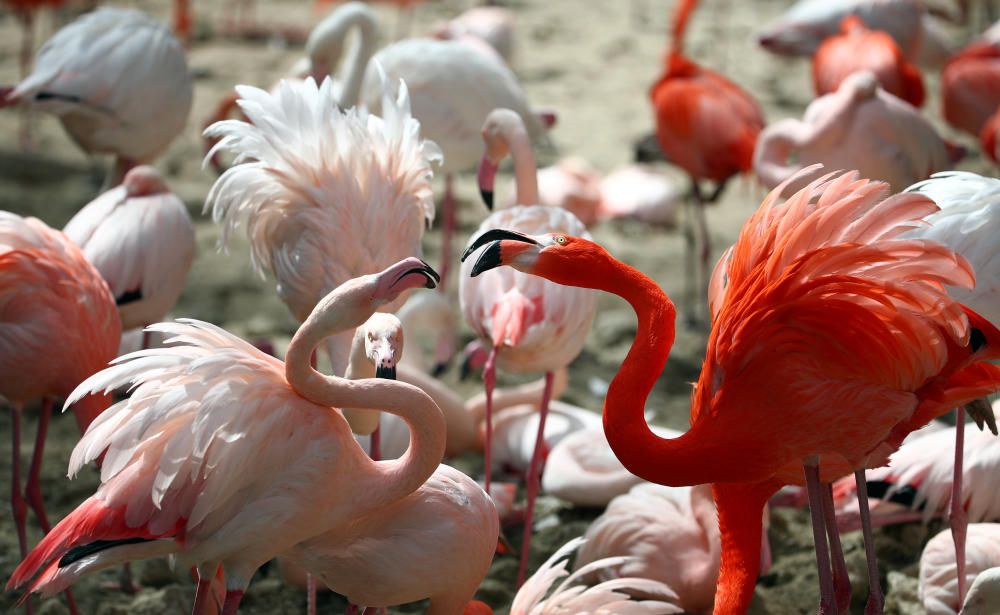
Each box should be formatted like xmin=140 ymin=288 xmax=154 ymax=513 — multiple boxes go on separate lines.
xmin=812 ymin=16 xmax=925 ymax=107
xmin=754 ymin=70 xmax=950 ymax=194
xmin=920 ymin=523 xmax=1000 ymax=614
xmin=204 ymin=74 xmax=438 ymax=382
xmin=488 ymin=398 xmax=599 ymax=476
xmin=1 ymin=8 xmax=192 ymax=187
xmin=575 ymin=484 xmax=719 ymax=613
xmin=942 ymin=41 xmax=1000 ymax=139
xmin=460 ymin=108 xmax=596 ymax=586
xmin=431 ymin=5 xmax=516 ymax=65
xmin=598 ymin=165 xmax=681 ymax=227
xmin=0 ymin=212 xmax=120 ymax=615
xmin=63 ymin=165 xmax=195 ymax=338
xmin=961 ymin=565 xmax=1000 ymax=614
xmin=281 ymin=462 xmax=498 ymax=614
xmin=6 ymin=258 xmax=445 ymax=614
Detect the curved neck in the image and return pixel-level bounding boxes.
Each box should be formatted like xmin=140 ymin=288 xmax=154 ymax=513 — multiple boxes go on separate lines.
xmin=753 ymin=130 xmax=800 ymax=190
xmin=711 ymin=481 xmax=779 ymax=615
xmin=306 ymin=3 xmax=378 ymax=108
xmin=285 ymin=294 xmax=445 ymax=511
xmin=340 ymin=325 xmax=380 ymax=436
xmin=499 ymin=119 xmax=539 ymax=206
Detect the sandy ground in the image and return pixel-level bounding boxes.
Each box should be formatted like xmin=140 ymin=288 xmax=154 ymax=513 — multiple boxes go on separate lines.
xmin=0 ymin=0 xmax=995 ymax=613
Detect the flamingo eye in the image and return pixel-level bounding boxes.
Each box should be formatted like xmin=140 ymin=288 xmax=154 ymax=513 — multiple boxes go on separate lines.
xmin=553 ymin=235 xmax=567 ymax=245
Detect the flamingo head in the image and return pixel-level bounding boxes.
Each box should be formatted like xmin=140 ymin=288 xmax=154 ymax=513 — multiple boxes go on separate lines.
xmin=123 ymin=166 xmax=169 ymax=198
xmin=462 ymin=228 xmax=610 ymax=289
xmin=477 ymin=108 xmax=525 ymax=210
xmin=372 ymin=257 xmax=440 ymax=305
xmin=361 ymin=312 xmax=404 ymax=380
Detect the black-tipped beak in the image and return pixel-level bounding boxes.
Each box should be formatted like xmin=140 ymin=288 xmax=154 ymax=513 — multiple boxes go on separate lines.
xmin=480 ymin=188 xmax=494 ymax=210
xmin=431 ymin=361 xmax=449 ymax=378
xmin=461 ymin=229 xmax=539 ymax=262
xmin=471 ymin=242 xmax=502 ymax=277
xmin=394 ymin=259 xmax=441 ymax=290
xmin=459 ymin=354 xmax=475 ymax=381
xmin=375 ymin=364 xmax=397 ymax=380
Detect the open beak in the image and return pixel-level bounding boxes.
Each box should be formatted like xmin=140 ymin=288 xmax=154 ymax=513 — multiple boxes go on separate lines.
xmin=390 ymin=259 xmax=440 ymax=291
xmin=461 ymin=229 xmax=540 ymax=277
xmin=477 ymin=156 xmax=499 ymax=210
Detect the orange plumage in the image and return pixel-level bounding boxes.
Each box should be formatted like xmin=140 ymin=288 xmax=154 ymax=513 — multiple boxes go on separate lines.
xmin=812 ymin=16 xmax=925 ymax=107
xmin=942 ymin=42 xmax=1000 ymax=137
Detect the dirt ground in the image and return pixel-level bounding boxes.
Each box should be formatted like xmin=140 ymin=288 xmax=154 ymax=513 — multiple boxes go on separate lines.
xmin=0 ymin=0 xmax=994 ymax=613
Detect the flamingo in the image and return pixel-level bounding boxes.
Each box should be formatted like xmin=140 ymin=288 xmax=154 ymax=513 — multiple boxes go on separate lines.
xmin=204 ymin=74 xmax=438 ymax=381
xmin=941 ymin=41 xmax=1000 ymax=139
xmin=517 ymin=158 xmax=604 ymax=228
xmin=919 ymin=524 xmax=1000 ymax=614
xmin=6 ymin=258 xmax=445 ymax=614
xmin=488 ymin=398 xmax=600 ymax=476
xmin=575 ymin=484 xmax=719 ymax=613
xmin=460 ymin=108 xmax=596 ymax=586
xmin=503 ymin=536 xmax=682 ymax=614
xmin=431 ymin=5 xmax=516 ymax=65
xmin=961 ymin=566 xmax=1000 ymax=614
xmin=598 ymin=165 xmax=681 ymax=227
xmin=754 ymin=70 xmax=949 ymax=194
xmin=757 ymin=0 xmax=939 ymax=63
xmin=812 ymin=16 xmax=925 ymax=107
xmin=63 ymin=165 xmax=196 ymax=338
xmin=649 ymin=0 xmax=764 ymax=323
xmin=979 ymin=105 xmax=1000 ymax=163
xmin=1 ymin=8 xmax=193 ymax=187
xmin=281 ymin=462 xmax=498 ymax=614
xmin=0 ymin=212 xmax=121 ymax=615
xmin=462 ymin=166 xmax=1000 ymax=614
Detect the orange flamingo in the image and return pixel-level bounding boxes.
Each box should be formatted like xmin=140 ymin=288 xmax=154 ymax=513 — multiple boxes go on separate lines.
xmin=649 ymin=0 xmax=764 ymax=323
xmin=0 ymin=212 xmax=121 ymax=615
xmin=462 ymin=167 xmax=1000 ymax=614
xmin=980 ymin=105 xmax=1000 ymax=163
xmin=942 ymin=41 xmax=1000 ymax=139
xmin=812 ymin=16 xmax=925 ymax=107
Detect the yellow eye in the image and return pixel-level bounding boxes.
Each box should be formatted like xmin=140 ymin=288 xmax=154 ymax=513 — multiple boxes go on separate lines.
xmin=554 ymin=235 xmax=567 ymax=245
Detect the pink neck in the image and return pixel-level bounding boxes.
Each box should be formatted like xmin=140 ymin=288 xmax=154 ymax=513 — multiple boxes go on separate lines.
xmin=497 ymin=115 xmax=539 ymax=206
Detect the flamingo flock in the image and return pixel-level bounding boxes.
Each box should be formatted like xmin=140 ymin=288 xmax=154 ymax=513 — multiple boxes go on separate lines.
xmin=4 ymin=1 xmax=1000 ymax=614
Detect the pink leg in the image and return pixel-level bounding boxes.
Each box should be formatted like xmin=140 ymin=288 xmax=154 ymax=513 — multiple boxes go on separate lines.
xmin=25 ymin=398 xmax=52 ymax=533
xmin=11 ymin=406 xmax=33 ymax=615
xmin=221 ymin=590 xmax=244 ymax=615
xmin=369 ymin=425 xmax=381 ymax=462
xmin=438 ymin=174 xmax=456 ymax=292
xmin=516 ymin=371 xmax=555 ymax=588
xmin=483 ymin=346 xmax=498 ymax=494
xmin=822 ymin=484 xmax=851 ymax=612
xmin=854 ymin=470 xmax=884 ymax=615
xmin=191 ymin=576 xmax=213 ymax=615
xmin=804 ymin=461 xmax=837 ymax=614
xmin=951 ymin=406 xmax=968 ymax=605
xmin=307 ymin=574 xmax=316 ymax=615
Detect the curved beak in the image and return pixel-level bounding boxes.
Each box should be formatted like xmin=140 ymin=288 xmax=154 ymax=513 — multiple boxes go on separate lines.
xmin=461 ymin=229 xmax=539 ymax=262
xmin=390 ymin=259 xmax=440 ymax=291
xmin=462 ymin=229 xmax=541 ymax=278
xmin=477 ymin=156 xmax=499 ymax=210
xmin=372 ymin=338 xmax=398 ymax=380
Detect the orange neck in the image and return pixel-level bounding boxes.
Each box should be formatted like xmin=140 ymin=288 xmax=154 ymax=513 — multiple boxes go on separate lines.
xmin=712 ymin=481 xmax=779 ymax=614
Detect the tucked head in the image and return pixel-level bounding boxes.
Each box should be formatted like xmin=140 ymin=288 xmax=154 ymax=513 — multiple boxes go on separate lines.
xmin=123 ymin=166 xmax=169 ymax=198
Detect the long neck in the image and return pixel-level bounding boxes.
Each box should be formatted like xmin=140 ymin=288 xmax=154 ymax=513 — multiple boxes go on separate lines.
xmin=306 ymin=3 xmax=378 ymax=108
xmin=501 ymin=120 xmax=539 ymax=206
xmin=671 ymin=0 xmax=698 ymax=55
xmin=285 ymin=300 xmax=446 ymax=510
xmin=340 ymin=325 xmax=381 ymax=436
xmin=597 ymin=258 xmax=755 ymax=485
xmin=711 ymin=481 xmax=780 ymax=615
xmin=753 ymin=129 xmax=800 ymax=191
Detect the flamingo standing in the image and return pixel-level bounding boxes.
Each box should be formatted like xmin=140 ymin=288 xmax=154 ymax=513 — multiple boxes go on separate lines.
xmin=63 ymin=165 xmax=195 ymax=340
xmin=941 ymin=41 xmax=1000 ymax=139
xmin=460 ymin=108 xmax=596 ymax=586
xmin=575 ymin=484 xmax=719 ymax=613
xmin=649 ymin=0 xmax=764 ymax=323
xmin=6 ymin=258 xmax=445 ymax=614
xmin=204 ymin=74 xmax=437 ymax=382
xmin=282 ymin=462 xmax=498 ymax=614
xmin=1 ymin=8 xmax=193 ymax=187
xmin=754 ymin=70 xmax=949 ymax=194
xmin=920 ymin=524 xmax=1000 ymax=614
xmin=812 ymin=16 xmax=925 ymax=107
xmin=462 ymin=167 xmax=1000 ymax=614
xmin=0 ymin=212 xmax=121 ymax=615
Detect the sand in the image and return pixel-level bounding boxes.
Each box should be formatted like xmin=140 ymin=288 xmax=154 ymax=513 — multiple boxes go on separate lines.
xmin=0 ymin=0 xmax=992 ymax=612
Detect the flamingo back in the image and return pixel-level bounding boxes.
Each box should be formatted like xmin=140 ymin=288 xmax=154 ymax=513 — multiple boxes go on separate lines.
xmin=460 ymin=205 xmax=596 ymax=374
xmin=942 ymin=43 xmax=1000 ymax=137
xmin=0 ymin=213 xmax=119 ymax=403
xmin=920 ymin=523 xmax=1000 ymax=615
xmin=11 ymin=7 xmax=192 ymax=163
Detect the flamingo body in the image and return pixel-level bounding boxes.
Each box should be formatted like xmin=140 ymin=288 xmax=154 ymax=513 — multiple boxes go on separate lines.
xmin=64 ymin=166 xmax=195 ymax=331
xmin=432 ymin=6 xmax=516 ymax=65
xmin=942 ymin=42 xmax=1000 ymax=138
xmin=920 ymin=524 xmax=1000 ymax=614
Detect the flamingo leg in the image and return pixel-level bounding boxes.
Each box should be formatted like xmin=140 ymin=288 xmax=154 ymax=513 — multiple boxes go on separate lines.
xmin=854 ymin=470 xmax=884 ymax=615
xmin=682 ymin=183 xmax=699 ymax=327
xmin=483 ymin=346 xmax=498 ymax=494
xmin=516 ymin=370 xmax=555 ymax=588
xmin=191 ymin=575 xmax=213 ymax=615
xmin=692 ymin=183 xmax=711 ymax=323
xmin=804 ymin=461 xmax=838 ymax=615
xmin=221 ymin=590 xmax=245 ymax=615
xmin=438 ymin=174 xmax=456 ymax=292
xmin=25 ymin=398 xmax=52 ymax=533
xmin=822 ymin=484 xmax=851 ymax=612
xmin=951 ymin=406 xmax=968 ymax=605
xmin=11 ymin=406 xmax=32 ymax=615
xmin=307 ymin=574 xmax=317 ymax=615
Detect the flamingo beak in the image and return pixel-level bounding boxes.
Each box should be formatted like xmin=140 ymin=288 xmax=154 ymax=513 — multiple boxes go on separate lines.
xmin=477 ymin=156 xmax=499 ymax=210
xmin=462 ymin=229 xmax=541 ymax=277
xmin=373 ymin=341 xmax=397 ymax=380
xmin=390 ymin=259 xmax=440 ymax=291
